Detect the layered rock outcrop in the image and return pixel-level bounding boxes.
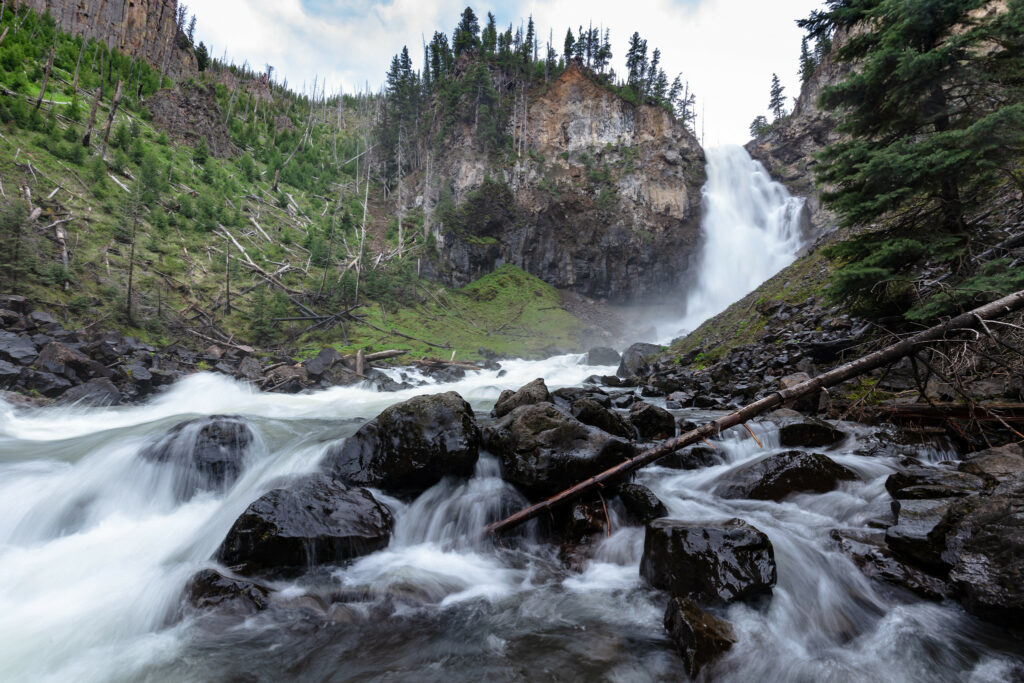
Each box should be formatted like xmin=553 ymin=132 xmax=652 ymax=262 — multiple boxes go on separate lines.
xmin=427 ymin=63 xmax=705 ymax=303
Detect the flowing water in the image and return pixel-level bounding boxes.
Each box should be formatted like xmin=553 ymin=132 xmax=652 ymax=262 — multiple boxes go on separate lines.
xmin=2 ymin=369 xmax=1022 ymax=682
xmin=655 ymin=145 xmax=806 ymax=341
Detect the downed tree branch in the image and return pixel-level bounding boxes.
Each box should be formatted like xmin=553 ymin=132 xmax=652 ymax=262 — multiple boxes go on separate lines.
xmin=483 ymin=288 xmax=1024 ymax=537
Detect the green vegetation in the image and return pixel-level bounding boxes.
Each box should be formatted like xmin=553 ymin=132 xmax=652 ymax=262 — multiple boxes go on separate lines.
xmin=803 ymin=0 xmax=1024 ymax=321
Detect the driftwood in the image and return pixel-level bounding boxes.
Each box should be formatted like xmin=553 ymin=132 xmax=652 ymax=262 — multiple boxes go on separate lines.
xmin=484 ymin=288 xmax=1024 ymax=537
xmin=414 ymin=358 xmax=483 ymax=371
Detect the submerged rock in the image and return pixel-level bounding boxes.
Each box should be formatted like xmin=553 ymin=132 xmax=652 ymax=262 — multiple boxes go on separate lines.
xmin=184 ymin=568 xmax=271 ymax=615
xmin=714 ymin=450 xmax=858 ymax=501
xmin=217 ymin=473 xmax=393 ymax=578
xmin=141 ymin=415 xmax=254 ymax=500
xmin=491 ymin=378 xmax=553 ymax=418
xmin=484 ymin=403 xmax=635 ymax=499
xmin=663 ymin=596 xmax=737 ymax=678
xmin=323 ymin=391 xmax=480 ymax=494
xmin=641 ymin=518 xmax=776 ymax=605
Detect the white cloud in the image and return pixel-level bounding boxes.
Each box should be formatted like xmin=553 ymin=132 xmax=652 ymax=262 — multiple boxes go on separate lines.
xmin=188 ymin=0 xmax=824 ymax=144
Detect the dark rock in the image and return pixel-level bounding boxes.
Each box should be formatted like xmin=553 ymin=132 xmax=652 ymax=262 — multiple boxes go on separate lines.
xmin=217 ymin=473 xmax=393 ymax=578
xmin=125 ymin=362 xmax=153 ymax=383
xmin=617 ymin=342 xmax=662 ymax=378
xmin=617 ymin=483 xmax=668 ymax=524
xmin=596 ymin=374 xmax=637 ymax=388
xmin=629 ymin=401 xmax=675 ymax=439
xmin=184 ymin=568 xmax=270 ymax=615
xmin=958 ymin=443 xmax=1024 ymax=495
xmin=584 ymin=346 xmax=621 ymax=366
xmin=59 ymin=378 xmax=121 ymax=406
xmin=212 ymin=361 xmax=234 ymax=376
xmin=885 ymin=466 xmax=985 ymax=500
xmin=19 ymin=368 xmax=72 ymax=397
xmin=0 ymin=331 xmax=38 ymax=365
xmin=640 ymin=518 xmax=776 ymax=605
xmin=304 ymin=347 xmax=343 ymax=378
xmin=27 ymin=310 xmax=58 ymax=327
xmin=0 ymin=359 xmax=20 ymax=389
xmin=484 ymin=403 xmax=635 ymax=499
xmin=552 ymin=386 xmax=609 ymax=409
xmin=265 ymin=365 xmax=309 ymax=393
xmin=323 ymin=391 xmax=480 ymax=494
xmin=0 ymin=389 xmax=44 ymax=408
xmin=663 ymin=597 xmax=736 ymax=678
xmin=571 ymin=397 xmax=632 ymax=438
xmin=321 ymin=363 xmax=363 ymax=387
xmin=141 ymin=415 xmax=254 ymax=500
xmin=0 ymin=308 xmax=23 ymax=327
xmin=830 ymin=529 xmax=950 ymax=600
xmin=660 ymin=446 xmax=720 ymax=470
xmin=773 ymin=416 xmax=846 ymax=448
xmin=491 ymin=378 xmax=553 ymax=418
xmin=0 ymin=294 xmax=28 ymax=313
xmin=885 ymin=498 xmax=957 ymax=570
xmin=714 ymin=450 xmax=858 ymax=501
xmin=609 ymin=391 xmax=636 ymax=409
xmin=779 ymin=372 xmax=820 ymax=412
xmin=236 ymin=356 xmax=263 ymax=381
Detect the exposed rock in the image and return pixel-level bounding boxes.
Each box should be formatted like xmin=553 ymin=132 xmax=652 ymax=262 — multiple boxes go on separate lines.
xmin=484 ymin=403 xmax=635 ymax=499
xmin=617 ymin=483 xmax=668 ymax=524
xmin=885 ymin=466 xmax=985 ymax=500
xmin=772 ymin=416 xmax=846 ymax=448
xmin=552 ymin=386 xmax=610 ymax=410
xmin=617 ymin=343 xmax=662 ymax=378
xmin=663 ymin=597 xmax=737 ymax=678
xmin=608 ymin=391 xmax=637 ymax=409
xmin=0 ymin=331 xmax=38 ymax=365
xmin=35 ymin=341 xmax=108 ymax=379
xmin=265 ymin=365 xmax=309 ymax=393
xmin=659 ymin=445 xmax=720 ymax=470
xmin=779 ymin=372 xmax=820 ymax=413
xmin=958 ymin=443 xmax=1024 ymax=495
xmin=584 ymin=347 xmax=621 ymax=366
xmin=147 ymin=83 xmax=237 ymax=157
xmin=183 ymin=568 xmax=271 ymax=615
xmin=19 ymin=368 xmax=72 ymax=397
xmin=59 ymin=378 xmax=121 ymax=406
xmin=217 ymin=473 xmax=393 ymax=578
xmin=640 ymin=518 xmax=777 ymax=605
xmin=628 ymin=401 xmax=675 ymax=439
xmin=830 ymin=529 xmax=950 ymax=600
xmin=491 ymin=378 xmax=553 ymax=418
xmin=236 ymin=356 xmax=263 ymax=382
xmin=304 ymin=347 xmax=343 ymax=378
xmin=141 ymin=415 xmax=254 ymax=500
xmin=714 ymin=450 xmax=858 ymax=501
xmin=885 ymin=498 xmax=957 ymax=570
xmin=0 ymin=359 xmax=20 ymax=389
xmin=570 ymin=397 xmax=632 ymax=438
xmin=323 ymin=392 xmax=480 ymax=494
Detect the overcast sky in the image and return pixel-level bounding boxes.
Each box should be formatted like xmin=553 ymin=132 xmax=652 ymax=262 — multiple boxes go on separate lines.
xmin=187 ymin=0 xmax=825 ymax=146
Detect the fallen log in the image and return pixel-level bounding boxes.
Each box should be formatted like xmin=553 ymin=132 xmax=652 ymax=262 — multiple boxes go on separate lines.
xmin=484 ymin=289 xmax=1024 ymax=537
xmin=867 ymin=403 xmax=1024 ymax=423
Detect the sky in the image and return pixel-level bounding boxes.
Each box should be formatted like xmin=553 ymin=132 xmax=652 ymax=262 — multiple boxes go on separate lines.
xmin=186 ymin=0 xmax=825 ymax=146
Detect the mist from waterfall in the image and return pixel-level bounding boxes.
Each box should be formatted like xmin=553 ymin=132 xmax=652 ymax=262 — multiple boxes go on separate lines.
xmin=658 ymin=145 xmax=806 ymax=342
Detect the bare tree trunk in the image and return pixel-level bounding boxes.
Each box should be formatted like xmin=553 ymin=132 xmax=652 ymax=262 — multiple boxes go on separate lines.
xmin=126 ymin=212 xmax=137 ymax=324
xmin=224 ymin=235 xmax=231 ymax=314
xmin=35 ymin=42 xmax=56 ymax=110
xmin=83 ymin=52 xmax=106 ymax=147
xmin=72 ymin=37 xmax=86 ymax=94
xmin=423 ymin=153 xmax=433 ymax=239
xmin=397 ymin=129 xmax=404 ymax=259
xmin=100 ymin=79 xmax=124 ymax=158
xmin=484 ymin=288 xmax=1024 ymax=537
xmin=0 ymin=26 xmax=9 ymax=47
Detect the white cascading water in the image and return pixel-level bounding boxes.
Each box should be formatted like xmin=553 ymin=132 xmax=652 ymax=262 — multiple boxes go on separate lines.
xmin=666 ymin=144 xmax=806 ymax=339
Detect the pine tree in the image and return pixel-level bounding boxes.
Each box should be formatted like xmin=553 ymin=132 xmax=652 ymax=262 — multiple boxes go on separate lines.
xmin=749 ymin=115 xmax=769 ymax=137
xmin=453 ymin=7 xmax=480 ymax=57
xmin=563 ymin=28 xmax=575 ymax=63
xmin=768 ymin=73 xmax=785 ymax=120
xmin=799 ymin=36 xmax=814 ymax=83
xmin=625 ymin=32 xmax=648 ymax=92
xmin=195 ymin=41 xmax=209 ymax=72
xmin=481 ymin=12 xmax=497 ymax=56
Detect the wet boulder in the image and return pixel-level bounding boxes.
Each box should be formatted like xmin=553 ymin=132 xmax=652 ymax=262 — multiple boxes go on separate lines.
xmin=660 ymin=446 xmax=721 ymax=470
xmin=59 ymin=377 xmax=122 ymax=406
xmin=491 ymin=378 xmax=553 ymax=418
xmin=570 ymin=397 xmax=632 ymax=438
xmin=552 ymin=386 xmax=610 ymax=410
xmin=184 ymin=568 xmax=271 ymax=615
xmin=617 ymin=342 xmax=662 ymax=378
xmin=713 ymin=451 xmax=858 ymax=501
xmin=323 ymin=391 xmax=480 ymax=494
xmin=629 ymin=401 xmax=676 ymax=440
xmin=771 ymin=415 xmax=846 ymax=448
xmin=664 ymin=597 xmax=737 ymax=678
xmin=303 ymin=347 xmax=343 ymax=378
xmin=584 ymin=346 xmax=621 ymax=366
xmin=885 ymin=466 xmax=985 ymax=500
xmin=958 ymin=443 xmax=1024 ymax=495
xmin=264 ymin=364 xmax=309 ymax=393
xmin=484 ymin=403 xmax=636 ymax=499
xmin=217 ymin=473 xmax=393 ymax=578
xmin=141 ymin=415 xmax=254 ymax=500
xmin=830 ymin=529 xmax=950 ymax=600
xmin=617 ymin=483 xmax=668 ymax=524
xmin=884 ymin=498 xmax=957 ymax=570
xmin=640 ymin=518 xmax=776 ymax=605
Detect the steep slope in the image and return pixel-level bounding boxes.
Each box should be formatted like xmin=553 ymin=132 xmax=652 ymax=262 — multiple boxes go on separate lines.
xmin=427 ymin=63 xmax=706 ymax=303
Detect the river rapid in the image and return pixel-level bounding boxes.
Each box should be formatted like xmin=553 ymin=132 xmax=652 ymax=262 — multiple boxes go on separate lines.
xmin=1 ymin=357 xmax=1023 ymax=682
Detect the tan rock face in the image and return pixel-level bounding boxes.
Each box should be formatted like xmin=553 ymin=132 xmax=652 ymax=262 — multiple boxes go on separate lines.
xmin=428 ymin=64 xmax=706 ymax=304
xmin=23 ymin=0 xmax=195 ymax=79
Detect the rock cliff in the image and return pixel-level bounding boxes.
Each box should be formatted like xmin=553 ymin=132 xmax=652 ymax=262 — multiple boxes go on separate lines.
xmin=22 ymin=0 xmax=194 ymax=79
xmin=426 ymin=63 xmax=706 ymax=304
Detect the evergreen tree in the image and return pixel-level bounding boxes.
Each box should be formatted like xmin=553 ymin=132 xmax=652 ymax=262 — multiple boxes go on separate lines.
xmin=186 ymin=15 xmax=196 ymax=44
xmin=563 ymin=28 xmax=575 ymax=63
xmin=625 ymin=32 xmax=648 ymax=91
xmin=799 ymin=35 xmax=814 ymax=83
xmin=195 ymin=41 xmax=209 ymax=72
xmin=749 ymin=115 xmax=770 ymax=137
xmin=481 ymin=12 xmax=497 ymax=56
xmin=453 ymin=7 xmax=480 ymax=57
xmin=769 ymin=73 xmax=786 ymax=120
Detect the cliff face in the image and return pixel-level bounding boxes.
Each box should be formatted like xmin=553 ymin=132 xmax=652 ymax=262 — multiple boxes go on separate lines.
xmin=23 ymin=0 xmax=194 ymax=79
xmin=746 ymin=32 xmax=851 ymax=237
xmin=427 ymin=63 xmax=706 ymax=304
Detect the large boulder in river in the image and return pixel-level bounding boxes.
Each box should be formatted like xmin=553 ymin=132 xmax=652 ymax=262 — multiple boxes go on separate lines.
xmin=217 ymin=473 xmax=393 ymax=578
xmin=617 ymin=483 xmax=668 ymax=524
xmin=617 ymin=342 xmax=661 ymax=378
xmin=570 ymin=397 xmax=632 ymax=438
xmin=583 ymin=346 xmax=621 ymax=366
xmin=141 ymin=415 xmax=254 ymax=500
xmin=774 ymin=416 xmax=846 ymax=448
xmin=885 ymin=465 xmax=985 ymax=500
xmin=184 ymin=568 xmax=271 ymax=615
xmin=713 ymin=451 xmax=858 ymax=501
xmin=640 ymin=518 xmax=776 ymax=605
xmin=323 ymin=391 xmax=480 ymax=494
xmin=628 ymin=401 xmax=675 ymax=439
xmin=664 ymin=596 xmax=737 ymax=678
xmin=484 ymin=403 xmax=636 ymax=499
xmin=491 ymin=378 xmax=552 ymax=418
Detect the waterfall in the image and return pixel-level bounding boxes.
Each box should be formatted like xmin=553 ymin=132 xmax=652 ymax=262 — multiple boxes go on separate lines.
xmin=664 ymin=145 xmax=806 ymax=340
